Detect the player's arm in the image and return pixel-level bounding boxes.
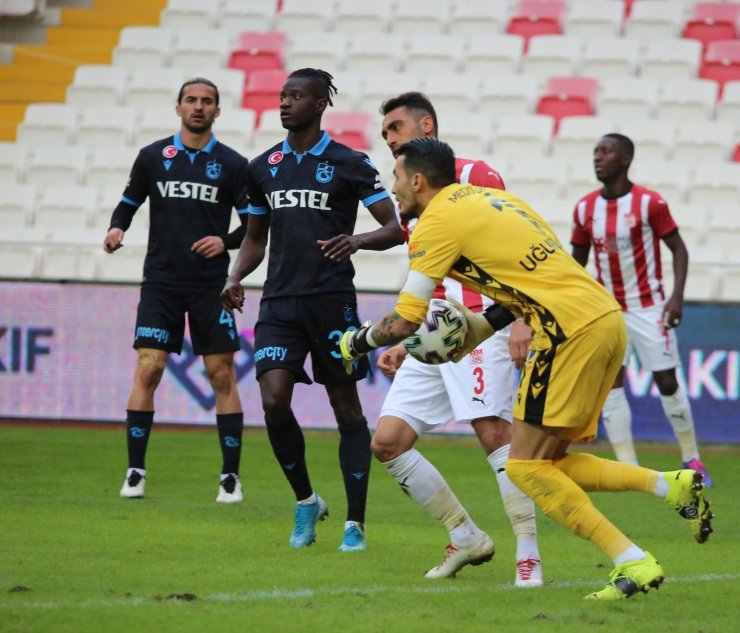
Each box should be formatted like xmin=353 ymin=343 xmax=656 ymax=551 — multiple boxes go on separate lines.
xmin=571 ymin=243 xmax=590 ymax=267
xmin=103 ymin=151 xmax=148 ymax=253
xmin=661 ymin=230 xmax=688 ymax=329
xmin=570 ymin=202 xmax=591 ymax=266
xmin=220 ymin=213 xmax=269 ymax=313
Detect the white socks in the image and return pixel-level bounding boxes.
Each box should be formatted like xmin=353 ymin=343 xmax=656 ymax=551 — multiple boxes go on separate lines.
xmin=383 ymin=449 xmax=480 ymax=547
xmin=614 ymin=544 xmax=646 ymax=565
xmin=602 ymin=388 xmax=638 ymax=465
xmin=488 ymin=444 xmax=540 ymax=561
xmin=660 ymin=386 xmax=699 ymax=462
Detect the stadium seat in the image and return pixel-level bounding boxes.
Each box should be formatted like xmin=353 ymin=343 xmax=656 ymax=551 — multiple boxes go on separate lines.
xmin=448 ymin=0 xmax=507 ymax=35
xmin=76 ymin=106 xmax=137 ymax=147
xmin=97 ymin=245 xmax=147 ymax=282
xmin=113 ymin=27 xmax=174 ymax=68
xmin=170 ymin=29 xmax=231 ymax=70
xmin=563 ymin=159 xmax=600 ymax=203
xmin=391 ymin=0 xmax=450 ymax=35
xmin=464 ymin=34 xmax=525 ymax=75
xmin=657 ymin=78 xmax=718 ymax=121
xmin=479 ymin=73 xmax=539 ymax=117
xmin=285 ymin=32 xmax=346 ymax=73
xmin=322 ymin=112 xmax=373 ymax=150
xmin=345 ymin=33 xmax=403 ymax=74
xmin=565 ymin=0 xmax=624 ymax=38
xmin=580 ymin=37 xmax=640 ymax=77
xmin=188 ymin=68 xmax=246 ymax=109
xmin=716 ymin=79 xmax=740 ymax=123
xmin=689 ymin=161 xmax=740 ymax=206
xmin=624 ymin=0 xmax=685 ymax=40
xmin=352 ymin=246 xmax=409 ymax=292
xmin=420 ymin=73 xmax=481 ymax=115
xmin=719 ymin=266 xmax=740 ymax=301
xmin=160 ymin=0 xmax=216 ymax=29
xmin=551 ymin=116 xmax=616 ymax=161
xmin=682 ymin=261 xmax=721 ymax=301
xmin=326 ymin=71 xmax=363 ymax=112
xmin=132 ymin=108 xmax=180 ymax=148
xmin=507 ymin=0 xmax=566 ymax=47
xmin=66 ymin=65 xmax=128 ymax=107
xmin=0 ymin=143 xmax=28 ymax=183
xmin=665 ymin=199 xmax=709 ymax=244
xmin=334 ymin=0 xmax=393 ymax=35
xmin=126 ymin=68 xmax=185 ymax=108
xmin=617 ymin=117 xmax=676 ymax=161
xmin=405 ymin=34 xmax=466 ymax=74
xmin=682 ymin=2 xmax=740 ymax=51
xmin=640 ymin=37 xmax=703 ymax=78
xmin=436 ymin=112 xmax=494 ymax=156
xmin=212 ymin=108 xmax=255 ymax=151
xmin=522 ymin=35 xmax=582 ymax=79
xmin=25 ymin=145 xmax=87 ymax=186
xmin=252 ymin=108 xmax=286 ymax=151
xmin=536 ymin=76 xmax=598 ymax=132
xmin=0 ymin=183 xmax=35 ymax=229
xmin=631 ymin=160 xmax=691 ymax=203
xmin=598 ymin=77 xmax=659 ymax=119
xmin=491 ymin=114 xmax=554 ymax=158
xmin=218 ymin=0 xmax=277 ymax=32
xmin=0 ymin=239 xmax=40 ymax=278
xmin=241 ymin=69 xmax=288 ymax=125
xmin=274 ymin=0 xmax=335 ymax=33
xmin=17 ymin=104 xmax=78 ymax=145
xmin=228 ymin=31 xmax=286 ymax=75
xmin=355 ymin=72 xmax=422 ymax=113
xmin=506 ymin=156 xmax=567 ymax=201
xmin=95 ymin=188 xmax=150 ymax=239
xmin=39 ymin=229 xmax=100 ymax=281
xmin=700 ymin=39 xmax=740 ymax=94
xmin=85 ymin=146 xmax=139 ymax=188
xmin=35 ymin=185 xmax=98 ymax=233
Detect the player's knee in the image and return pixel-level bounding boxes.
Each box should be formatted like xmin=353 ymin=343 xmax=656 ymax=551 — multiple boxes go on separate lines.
xmin=206 ymin=363 xmax=236 ymax=395
xmin=653 ymin=371 xmax=678 ymax=395
xmin=134 ymin=351 xmax=166 ymax=388
xmin=474 ymin=417 xmax=511 ymax=454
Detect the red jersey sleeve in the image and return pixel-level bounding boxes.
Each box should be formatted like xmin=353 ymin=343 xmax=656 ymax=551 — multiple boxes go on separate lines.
xmin=460 ymin=159 xmax=506 ymax=189
xmin=570 ymin=198 xmax=592 ymax=246
xmin=647 ymin=191 xmax=678 ymax=238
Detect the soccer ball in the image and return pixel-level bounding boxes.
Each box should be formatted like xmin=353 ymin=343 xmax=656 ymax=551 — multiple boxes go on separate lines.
xmin=403 ymin=298 xmax=468 ymax=365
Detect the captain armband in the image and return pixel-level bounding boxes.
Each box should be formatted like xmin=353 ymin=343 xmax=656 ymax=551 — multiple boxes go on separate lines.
xmin=482 ymin=305 xmax=516 ymax=331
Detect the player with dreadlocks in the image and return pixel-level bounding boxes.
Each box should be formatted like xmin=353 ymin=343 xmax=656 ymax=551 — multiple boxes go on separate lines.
xmin=222 ymin=69 xmax=402 ymax=551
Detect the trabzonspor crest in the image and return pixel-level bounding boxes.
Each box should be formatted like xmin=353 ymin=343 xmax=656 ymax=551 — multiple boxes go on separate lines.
xmin=316 ymin=162 xmax=334 ymax=183
xmin=206 ymin=160 xmax=222 ymax=180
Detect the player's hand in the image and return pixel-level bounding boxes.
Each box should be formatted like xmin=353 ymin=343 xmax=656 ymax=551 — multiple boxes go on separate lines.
xmin=317 ymin=235 xmax=359 ymax=262
xmin=377 ymin=343 xmax=407 ymax=378
xmin=509 ymin=319 xmax=532 ymax=369
xmin=339 ymin=322 xmax=372 ymax=375
xmin=662 ymin=296 xmax=683 ymax=330
xmin=220 ymin=277 xmax=245 ymax=313
xmin=446 ymin=299 xmax=495 ymax=363
xmin=192 ymin=236 xmax=225 ymax=259
xmin=103 ymin=228 xmax=125 ymax=253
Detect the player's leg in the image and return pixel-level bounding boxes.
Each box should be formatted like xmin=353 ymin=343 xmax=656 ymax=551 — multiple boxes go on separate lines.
xmin=121 ymin=286 xmax=184 ymax=498
xmin=192 ymin=291 xmax=245 ymax=503
xmin=455 ymin=328 xmax=542 ymax=587
xmin=602 ymin=369 xmax=638 ymax=465
xmin=255 ymin=298 xmax=326 ymax=547
xmin=376 ymin=358 xmax=493 ymax=577
xmin=630 ymin=306 xmax=711 ymax=484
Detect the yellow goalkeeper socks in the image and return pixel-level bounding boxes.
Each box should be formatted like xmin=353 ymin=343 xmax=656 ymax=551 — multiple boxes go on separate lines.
xmin=554 ymin=453 xmax=659 ymax=493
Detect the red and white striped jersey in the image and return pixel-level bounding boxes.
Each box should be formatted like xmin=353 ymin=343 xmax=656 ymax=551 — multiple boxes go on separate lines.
xmin=398 ymin=156 xmax=505 ymax=313
xmin=571 ymin=184 xmax=678 ymax=311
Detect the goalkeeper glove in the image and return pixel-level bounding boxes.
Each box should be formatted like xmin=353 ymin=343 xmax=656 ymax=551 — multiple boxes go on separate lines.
xmin=339 ymin=321 xmax=375 ymax=375
xmin=446 ymin=299 xmax=515 ymax=362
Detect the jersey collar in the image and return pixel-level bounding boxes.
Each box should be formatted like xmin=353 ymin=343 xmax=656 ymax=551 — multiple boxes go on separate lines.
xmin=281 ymin=130 xmax=332 ymax=157
xmin=173 ymin=131 xmax=218 ymax=154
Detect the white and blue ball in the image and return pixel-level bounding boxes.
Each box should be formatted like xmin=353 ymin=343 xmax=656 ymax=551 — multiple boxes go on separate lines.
xmin=403 ymin=298 xmax=468 ymax=365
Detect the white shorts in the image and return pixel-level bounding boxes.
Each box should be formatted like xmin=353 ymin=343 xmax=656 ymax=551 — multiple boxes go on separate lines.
xmin=380 ymin=325 xmax=515 ymax=436
xmin=623 ymin=304 xmax=680 ymax=372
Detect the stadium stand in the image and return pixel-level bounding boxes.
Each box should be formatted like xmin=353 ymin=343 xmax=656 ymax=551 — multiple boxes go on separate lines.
xmin=1 ymin=0 xmax=739 ymax=299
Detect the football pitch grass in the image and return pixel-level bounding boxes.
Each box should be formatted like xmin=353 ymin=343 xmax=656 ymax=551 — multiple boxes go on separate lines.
xmin=1 ymin=423 xmax=738 ymax=633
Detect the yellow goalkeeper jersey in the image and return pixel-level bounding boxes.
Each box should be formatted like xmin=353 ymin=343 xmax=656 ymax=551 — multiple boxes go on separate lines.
xmin=398 ymin=184 xmax=620 ymax=344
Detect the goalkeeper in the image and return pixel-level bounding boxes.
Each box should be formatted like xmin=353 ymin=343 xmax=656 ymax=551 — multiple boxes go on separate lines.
xmin=340 ymin=138 xmax=714 ymax=601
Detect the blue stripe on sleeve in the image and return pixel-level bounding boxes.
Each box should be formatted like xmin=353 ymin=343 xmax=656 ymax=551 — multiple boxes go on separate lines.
xmin=121 ymin=196 xmax=141 ymax=207
xmin=236 ymin=207 xmax=250 ymax=215
xmin=247 ymin=204 xmax=269 ymax=215
xmin=362 ymin=191 xmax=390 ymax=207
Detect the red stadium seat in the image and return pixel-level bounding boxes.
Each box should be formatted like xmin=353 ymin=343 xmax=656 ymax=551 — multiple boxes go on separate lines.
xmin=228 ymin=31 xmax=287 ymax=74
xmin=682 ymin=3 xmax=740 ymax=51
xmin=732 ymin=143 xmax=740 ymax=163
xmin=535 ymin=76 xmax=598 ymax=133
xmin=700 ymin=40 xmax=740 ymax=95
xmin=506 ymin=0 xmax=565 ymax=49
xmin=322 ymin=112 xmax=373 ymax=150
xmin=242 ymin=69 xmax=289 ymax=125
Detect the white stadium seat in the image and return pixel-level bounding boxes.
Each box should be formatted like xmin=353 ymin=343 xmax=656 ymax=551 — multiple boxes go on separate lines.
xmin=715 ymin=80 xmax=740 ymax=125
xmin=85 ymin=146 xmax=139 ymax=188
xmin=492 ymin=114 xmax=554 ymax=158
xmin=624 ymin=1 xmax=685 ymax=40
xmin=464 ymin=34 xmax=525 ymax=75
xmin=132 ymin=108 xmax=180 ymax=148
xmin=640 ymin=38 xmax=702 ymax=79
xmin=39 ymin=229 xmax=100 ymax=281
xmin=598 ymin=77 xmax=659 ymax=119
xmin=656 ymin=78 xmax=718 ymax=121
xmin=75 ymin=106 xmax=137 ymax=147
xmin=286 ymin=32 xmax=348 ymax=73
xmin=522 ymin=35 xmax=583 ymax=80
xmin=420 ymin=73 xmax=481 ymax=116
xmin=617 ymin=118 xmax=676 ymax=162
xmin=391 ymin=0 xmax=449 ymax=36
xmin=672 ymin=120 xmax=733 ymax=163
xmin=479 ymin=73 xmax=539 ymax=118
xmin=97 ymin=245 xmax=147 ymax=282
xmin=440 ymin=112 xmax=494 ymax=156
xmin=630 ymin=160 xmax=691 ymax=204
xmin=113 ymin=27 xmax=174 ymax=68
xmin=563 ymin=159 xmax=600 ymax=203
xmin=334 ymin=0 xmax=393 ymax=35
xmin=212 ymin=108 xmax=256 ymax=152
xmin=580 ymin=38 xmax=640 ymax=77
xmin=252 ymin=108 xmax=286 ymax=151
xmin=0 ymin=240 xmax=41 ymax=279
xmin=449 ymin=0 xmax=507 ymax=35
xmin=565 ymin=0 xmax=624 ymax=38
xmin=274 ymin=0 xmax=335 ymax=33
xmin=551 ymin=116 xmax=617 ymax=161
xmin=189 ymin=67 xmax=246 ymax=109
xmin=17 ymin=103 xmax=78 ymax=145
xmin=344 ymin=32 xmax=403 ymax=74
xmin=355 ymin=72 xmax=421 ymax=113
xmin=0 ymin=142 xmax=29 ymax=183
xmin=0 ymin=184 xmax=36 ymax=229
xmin=689 ymin=162 xmax=740 ymax=206
xmin=34 ymin=185 xmax=98 ymax=233
xmin=352 ymin=247 xmax=409 ymax=292
xmin=170 ymin=29 xmax=231 ymax=70
xmin=25 ymin=144 xmax=87 ymax=186
xmin=325 ymin=71 xmax=363 ymax=112
xmin=126 ymin=68 xmax=185 ymax=108
xmin=217 ymin=0 xmax=277 ymax=32
xmin=506 ymin=157 xmax=567 ymax=201
xmin=160 ymin=0 xmax=216 ymax=29
xmin=405 ymin=34 xmax=466 ymax=74
xmin=66 ymin=65 xmax=128 ymax=106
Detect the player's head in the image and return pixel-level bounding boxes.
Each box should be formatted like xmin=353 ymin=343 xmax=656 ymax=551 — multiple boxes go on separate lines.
xmin=380 ymin=92 xmax=439 ymax=158
xmin=393 ymin=137 xmax=456 ymax=219
xmin=279 ymin=68 xmax=337 ymax=132
xmin=176 ymin=78 xmax=220 ymax=134
xmin=594 ymin=133 xmax=634 ymax=184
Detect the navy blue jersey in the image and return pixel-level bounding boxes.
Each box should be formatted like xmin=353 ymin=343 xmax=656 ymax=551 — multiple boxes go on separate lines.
xmin=114 ymin=131 xmax=249 ymax=290
xmin=247 ymin=131 xmax=389 ymax=298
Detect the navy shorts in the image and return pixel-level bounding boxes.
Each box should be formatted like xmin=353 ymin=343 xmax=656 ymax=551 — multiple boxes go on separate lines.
xmin=133 ymin=285 xmax=240 ymax=356
xmin=254 ymin=293 xmax=370 ymax=385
